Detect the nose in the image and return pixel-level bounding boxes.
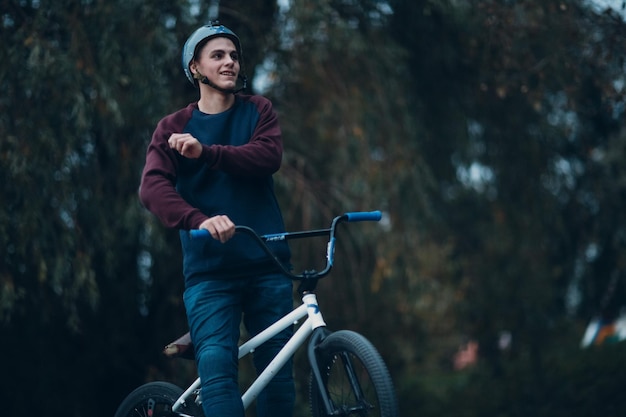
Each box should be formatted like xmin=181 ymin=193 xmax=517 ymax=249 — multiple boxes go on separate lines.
xmin=225 ymin=52 xmax=239 ymax=66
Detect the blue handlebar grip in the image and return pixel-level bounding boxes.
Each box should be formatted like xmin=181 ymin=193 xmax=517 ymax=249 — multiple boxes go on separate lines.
xmin=190 ymin=229 xmax=210 ymax=239
xmin=344 ymin=211 xmax=382 ymax=222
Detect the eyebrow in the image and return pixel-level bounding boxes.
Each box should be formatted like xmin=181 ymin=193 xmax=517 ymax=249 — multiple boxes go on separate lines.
xmin=208 ymin=48 xmax=239 ymax=55
xmin=209 ymin=48 xmax=237 ymax=54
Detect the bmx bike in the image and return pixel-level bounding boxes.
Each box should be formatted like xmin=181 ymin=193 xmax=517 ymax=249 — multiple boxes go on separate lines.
xmin=114 ymin=211 xmax=398 ymax=417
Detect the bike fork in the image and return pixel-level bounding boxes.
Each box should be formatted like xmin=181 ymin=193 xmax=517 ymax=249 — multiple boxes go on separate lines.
xmin=338 ymin=351 xmax=372 ymax=412
xmin=308 ymin=327 xmax=334 ymax=414
xmin=309 ymin=333 xmax=371 ymax=416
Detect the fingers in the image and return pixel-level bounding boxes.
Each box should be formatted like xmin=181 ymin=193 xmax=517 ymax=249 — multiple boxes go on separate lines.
xmin=199 ymin=215 xmax=235 ymax=243
xmin=168 ymin=133 xmax=202 ymax=159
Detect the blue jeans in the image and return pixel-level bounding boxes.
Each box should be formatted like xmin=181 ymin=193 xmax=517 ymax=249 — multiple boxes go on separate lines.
xmin=183 ymin=273 xmax=295 ymax=417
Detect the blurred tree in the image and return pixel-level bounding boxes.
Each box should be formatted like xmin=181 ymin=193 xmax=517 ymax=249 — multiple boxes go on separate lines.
xmin=271 ymin=0 xmax=459 ymax=392
xmin=0 ymin=0 xmax=277 ymax=416
xmin=385 ymin=0 xmax=626 ymax=415
xmin=446 ymin=0 xmax=626 ymax=366
xmin=274 ymin=0 xmax=626 ymax=415
xmin=2 ymin=0 xmax=626 ymax=416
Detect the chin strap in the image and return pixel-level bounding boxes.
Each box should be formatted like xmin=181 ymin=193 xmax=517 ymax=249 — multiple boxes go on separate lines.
xmin=199 ymin=74 xmax=247 ymax=94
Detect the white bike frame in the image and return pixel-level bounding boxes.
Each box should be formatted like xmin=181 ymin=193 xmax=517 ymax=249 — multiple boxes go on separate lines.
xmin=171 ymin=292 xmax=327 ymax=413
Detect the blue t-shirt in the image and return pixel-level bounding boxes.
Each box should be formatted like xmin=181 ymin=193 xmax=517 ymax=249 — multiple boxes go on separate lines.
xmin=140 ymin=96 xmax=290 ymax=287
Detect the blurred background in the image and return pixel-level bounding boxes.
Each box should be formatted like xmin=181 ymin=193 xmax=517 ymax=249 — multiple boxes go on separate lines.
xmin=2 ymin=0 xmax=626 ymax=416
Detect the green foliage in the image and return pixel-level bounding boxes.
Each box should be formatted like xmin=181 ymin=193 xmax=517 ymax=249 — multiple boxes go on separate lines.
xmin=0 ymin=0 xmax=273 ymax=415
xmin=274 ymin=0 xmax=626 ymax=415
xmin=1 ymin=0 xmax=180 ymax=327
xmin=274 ymin=0 xmax=445 ymax=357
xmin=2 ymin=0 xmax=626 ymax=416
xmin=405 ymin=343 xmax=626 ymax=417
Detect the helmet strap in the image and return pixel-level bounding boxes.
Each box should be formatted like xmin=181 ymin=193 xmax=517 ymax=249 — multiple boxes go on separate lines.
xmin=198 ymin=73 xmax=247 ymax=94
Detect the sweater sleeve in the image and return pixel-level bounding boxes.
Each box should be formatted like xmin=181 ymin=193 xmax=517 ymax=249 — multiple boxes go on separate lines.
xmin=138 ymin=105 xmax=208 ymax=230
xmin=200 ymin=95 xmax=283 ymax=176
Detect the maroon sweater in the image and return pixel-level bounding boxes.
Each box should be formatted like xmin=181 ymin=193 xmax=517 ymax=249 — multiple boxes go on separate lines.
xmin=139 ymin=95 xmax=290 ymax=285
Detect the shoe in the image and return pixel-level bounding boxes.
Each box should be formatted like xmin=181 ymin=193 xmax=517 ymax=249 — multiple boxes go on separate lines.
xmin=163 ymin=331 xmax=195 ymax=360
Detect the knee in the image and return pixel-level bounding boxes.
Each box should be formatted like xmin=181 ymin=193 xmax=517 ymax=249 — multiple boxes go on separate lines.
xmin=196 ymin=345 xmax=238 ymax=382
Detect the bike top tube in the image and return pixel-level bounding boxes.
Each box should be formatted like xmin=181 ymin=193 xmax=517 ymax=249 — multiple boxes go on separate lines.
xmin=189 ymin=210 xmax=382 ymax=281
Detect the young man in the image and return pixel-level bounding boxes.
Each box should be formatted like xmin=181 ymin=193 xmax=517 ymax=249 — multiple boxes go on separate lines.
xmin=139 ymin=23 xmax=295 ymax=417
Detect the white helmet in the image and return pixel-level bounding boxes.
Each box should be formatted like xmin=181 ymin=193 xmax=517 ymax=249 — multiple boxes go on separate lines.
xmin=181 ymin=22 xmax=246 ymax=91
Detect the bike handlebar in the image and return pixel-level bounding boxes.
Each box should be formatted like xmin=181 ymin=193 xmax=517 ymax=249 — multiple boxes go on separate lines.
xmin=344 ymin=211 xmax=382 ymax=222
xmin=189 ymin=210 xmax=382 ymax=282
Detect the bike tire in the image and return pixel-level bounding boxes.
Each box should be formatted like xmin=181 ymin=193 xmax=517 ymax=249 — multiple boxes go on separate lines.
xmin=309 ymin=330 xmax=398 ymax=417
xmin=114 ymin=381 xmax=204 ymax=417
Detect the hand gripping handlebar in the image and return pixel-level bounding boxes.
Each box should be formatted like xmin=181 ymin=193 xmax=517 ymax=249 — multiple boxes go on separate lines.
xmin=189 ymin=211 xmax=382 ymax=283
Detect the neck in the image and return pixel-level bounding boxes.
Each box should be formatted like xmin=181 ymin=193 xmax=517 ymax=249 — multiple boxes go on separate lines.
xmin=197 ymin=90 xmax=235 ymax=114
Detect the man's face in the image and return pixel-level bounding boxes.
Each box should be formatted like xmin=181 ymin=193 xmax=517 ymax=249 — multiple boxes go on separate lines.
xmin=191 ymin=37 xmax=240 ymax=90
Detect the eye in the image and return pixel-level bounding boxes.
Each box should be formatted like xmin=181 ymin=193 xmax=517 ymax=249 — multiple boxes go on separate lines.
xmin=211 ymin=51 xmax=224 ymax=60
xmin=230 ymin=52 xmax=239 ymax=62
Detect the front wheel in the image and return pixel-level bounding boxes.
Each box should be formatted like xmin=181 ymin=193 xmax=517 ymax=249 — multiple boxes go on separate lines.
xmin=309 ymin=330 xmax=398 ymax=417
xmin=114 ymin=381 xmax=204 ymax=417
